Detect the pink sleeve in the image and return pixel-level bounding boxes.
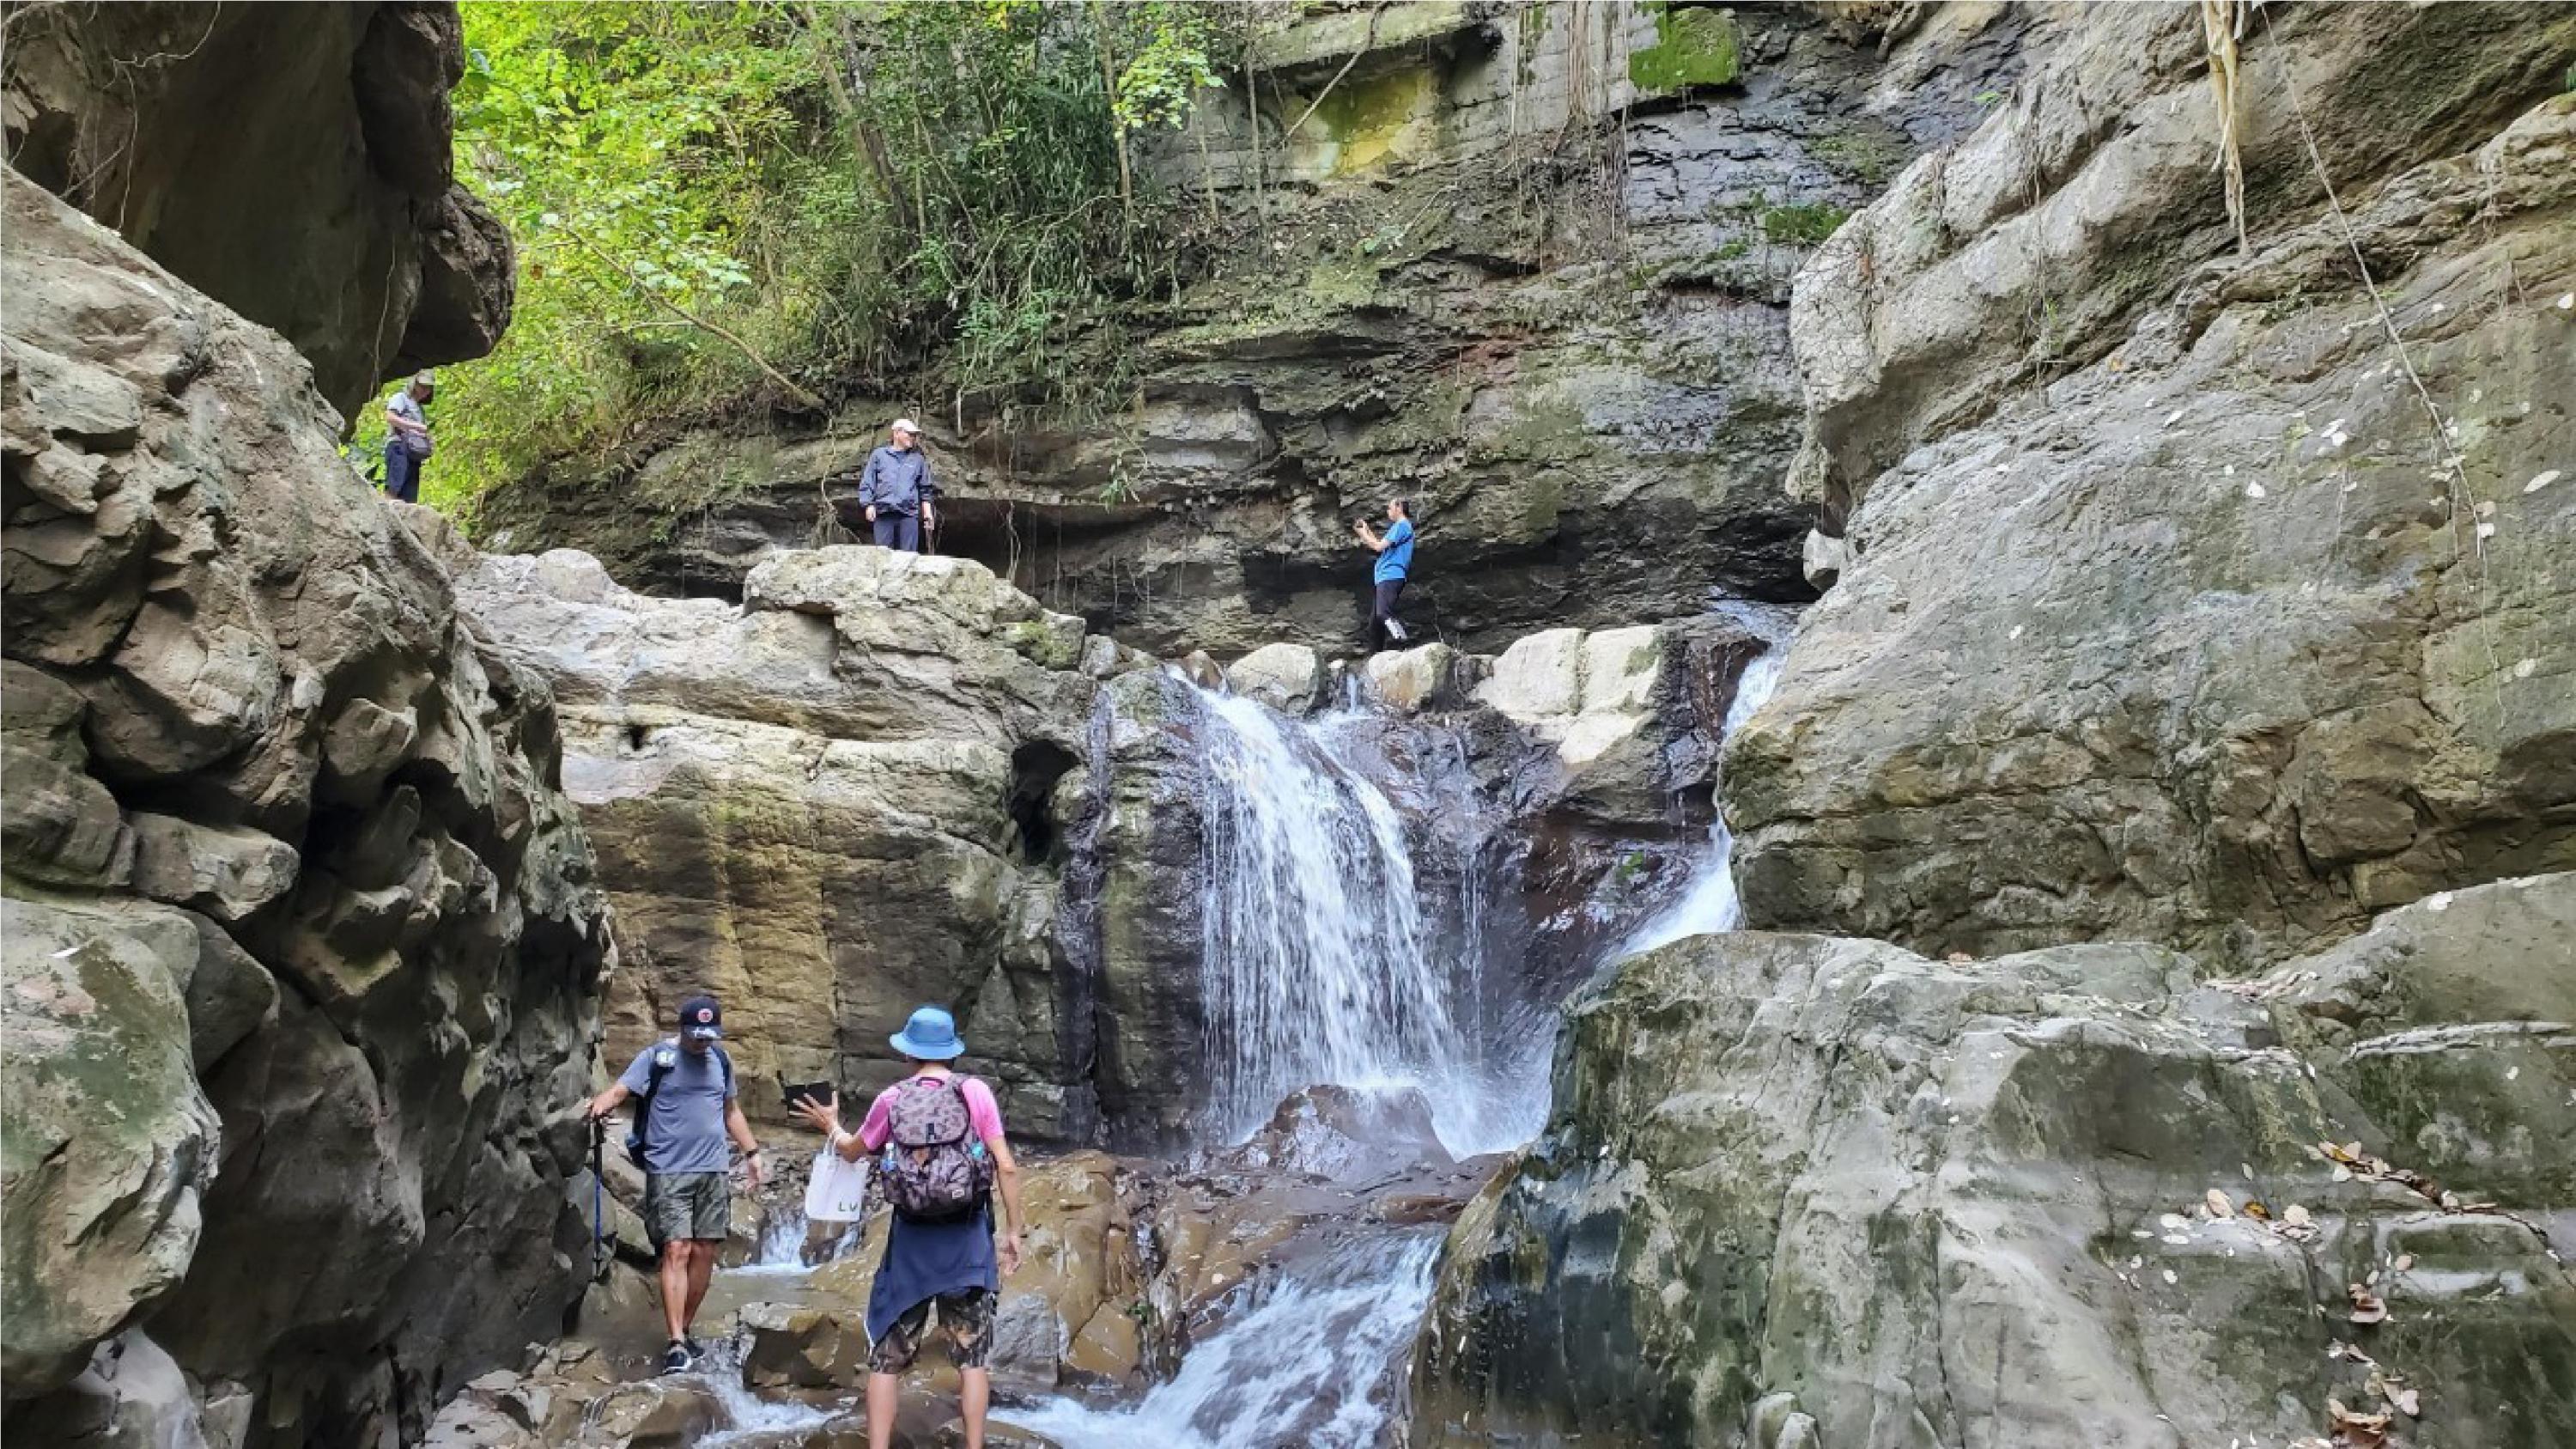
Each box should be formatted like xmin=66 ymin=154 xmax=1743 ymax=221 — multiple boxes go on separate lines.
xmin=855 ymin=1088 xmax=896 ymax=1152
xmin=963 ymin=1078 xmax=1005 ymax=1143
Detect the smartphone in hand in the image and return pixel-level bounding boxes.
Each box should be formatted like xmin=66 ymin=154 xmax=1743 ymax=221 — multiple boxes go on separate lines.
xmin=781 ymin=1080 xmax=835 ymax=1112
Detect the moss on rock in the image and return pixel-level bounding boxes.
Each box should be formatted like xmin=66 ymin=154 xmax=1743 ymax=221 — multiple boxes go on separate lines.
xmin=1628 ymin=3 xmax=1741 ymax=94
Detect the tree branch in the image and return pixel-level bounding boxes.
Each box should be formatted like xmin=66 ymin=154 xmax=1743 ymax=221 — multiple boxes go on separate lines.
xmin=555 ymin=223 xmax=823 ymax=410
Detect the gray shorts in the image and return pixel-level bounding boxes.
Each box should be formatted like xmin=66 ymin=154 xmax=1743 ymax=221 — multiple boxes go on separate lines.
xmin=643 ymin=1172 xmax=729 ymax=1247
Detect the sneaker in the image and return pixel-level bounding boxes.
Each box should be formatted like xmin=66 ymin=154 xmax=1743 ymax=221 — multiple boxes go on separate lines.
xmin=684 ymin=1336 xmax=709 ymax=1362
xmin=1385 ymin=618 xmax=1409 ymax=642
xmin=659 ymin=1341 xmax=692 ymax=1375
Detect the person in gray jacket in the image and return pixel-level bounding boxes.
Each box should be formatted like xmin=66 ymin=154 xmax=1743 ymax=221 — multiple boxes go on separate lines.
xmin=858 ymin=417 xmax=937 ymax=552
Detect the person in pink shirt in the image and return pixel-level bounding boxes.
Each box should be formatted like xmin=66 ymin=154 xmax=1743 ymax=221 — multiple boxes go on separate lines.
xmin=793 ymin=1005 xmax=1024 ymax=1449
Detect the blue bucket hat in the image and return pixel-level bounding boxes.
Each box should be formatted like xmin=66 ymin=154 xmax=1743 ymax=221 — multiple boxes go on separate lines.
xmin=890 ymin=1005 xmax=964 ymax=1061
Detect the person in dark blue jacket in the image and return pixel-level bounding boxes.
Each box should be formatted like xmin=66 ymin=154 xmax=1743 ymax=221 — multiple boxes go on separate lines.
xmin=1352 ymin=497 xmax=1417 ymax=648
xmin=857 ymin=418 xmax=937 ymax=552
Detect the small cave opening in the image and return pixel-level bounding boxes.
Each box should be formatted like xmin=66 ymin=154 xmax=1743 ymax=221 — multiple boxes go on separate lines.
xmin=1007 ymin=740 xmax=1081 ymax=865
xmin=626 ymin=722 xmax=651 ymax=752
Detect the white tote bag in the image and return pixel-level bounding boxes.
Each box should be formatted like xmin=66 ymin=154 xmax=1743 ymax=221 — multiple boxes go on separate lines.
xmin=805 ymin=1147 xmax=870 ymax=1223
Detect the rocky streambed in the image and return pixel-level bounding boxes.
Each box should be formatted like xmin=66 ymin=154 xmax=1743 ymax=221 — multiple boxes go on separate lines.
xmin=434 ymin=1088 xmax=1501 ymax=1449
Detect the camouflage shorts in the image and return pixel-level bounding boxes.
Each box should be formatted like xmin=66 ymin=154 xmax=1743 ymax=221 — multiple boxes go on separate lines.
xmin=869 ymin=1288 xmax=996 ymax=1373
xmin=642 ymin=1171 xmax=729 ymax=1248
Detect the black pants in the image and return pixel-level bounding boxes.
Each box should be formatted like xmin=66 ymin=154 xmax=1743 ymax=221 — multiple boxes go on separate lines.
xmin=872 ymin=511 xmax=920 ymax=551
xmin=1370 ymin=577 xmax=1407 ymax=647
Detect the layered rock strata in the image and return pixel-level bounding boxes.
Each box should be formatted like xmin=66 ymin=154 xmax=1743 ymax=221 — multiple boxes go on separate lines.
xmin=476 ymin=3 xmax=2038 ymax=654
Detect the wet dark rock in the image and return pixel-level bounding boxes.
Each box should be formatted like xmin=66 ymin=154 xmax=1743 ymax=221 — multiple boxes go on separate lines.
xmin=473 ymin=7 xmax=2037 ymax=655
xmin=0 ymin=2 xmax=514 ymax=416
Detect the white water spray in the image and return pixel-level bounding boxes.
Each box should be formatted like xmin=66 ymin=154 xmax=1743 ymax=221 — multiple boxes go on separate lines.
xmin=1191 ymin=689 xmax=1488 ymax=1152
xmin=1012 ymin=1233 xmax=1442 ymax=1449
xmin=1617 ymin=644 xmax=1786 ymax=957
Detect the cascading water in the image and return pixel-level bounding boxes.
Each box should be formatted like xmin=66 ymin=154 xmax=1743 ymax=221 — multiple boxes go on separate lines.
xmin=1011 ymin=1233 xmax=1443 ymax=1449
xmin=1190 ymin=688 xmax=1489 ymax=1153
xmin=1616 ymin=643 xmax=1786 ymax=957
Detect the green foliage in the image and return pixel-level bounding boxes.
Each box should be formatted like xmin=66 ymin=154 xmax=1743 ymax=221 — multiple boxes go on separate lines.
xmin=1757 ymin=202 xmax=1849 ymax=247
xmin=419 ymin=1 xmax=1228 ymax=514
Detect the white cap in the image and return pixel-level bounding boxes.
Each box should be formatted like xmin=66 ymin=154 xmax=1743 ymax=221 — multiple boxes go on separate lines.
xmin=890 ymin=417 xmax=921 ymax=435
xmin=412 ymin=369 xmax=436 ymax=387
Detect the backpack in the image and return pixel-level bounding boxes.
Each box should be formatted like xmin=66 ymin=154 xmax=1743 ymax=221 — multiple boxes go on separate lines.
xmin=878 ymin=1075 xmax=994 ymax=1221
xmin=625 ymin=1039 xmax=732 ymax=1171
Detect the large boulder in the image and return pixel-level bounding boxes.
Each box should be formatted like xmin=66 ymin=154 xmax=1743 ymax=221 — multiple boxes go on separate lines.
xmin=437 ymin=541 xmax=1111 ymax=1137
xmin=0 ymin=2 xmax=514 ymax=415
xmin=5 ymin=1331 xmax=213 ymax=1449
xmin=1735 ymin=18 xmax=2576 ymax=969
xmin=1 ymin=899 xmax=220 ymax=1398
xmin=1 ymin=168 xmax=608 ymax=1446
xmin=1413 ymin=874 xmax=2576 ymax=1448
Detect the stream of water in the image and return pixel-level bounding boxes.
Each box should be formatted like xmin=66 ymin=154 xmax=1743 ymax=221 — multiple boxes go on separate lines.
xmin=1615 ymin=643 xmax=1785 ymax=956
xmin=1010 ymin=1233 xmax=1443 ymax=1449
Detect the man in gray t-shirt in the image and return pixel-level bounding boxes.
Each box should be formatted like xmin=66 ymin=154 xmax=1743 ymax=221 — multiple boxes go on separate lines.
xmin=584 ymin=994 xmax=765 ymax=1373
xmin=380 ymin=370 xmax=434 ymax=504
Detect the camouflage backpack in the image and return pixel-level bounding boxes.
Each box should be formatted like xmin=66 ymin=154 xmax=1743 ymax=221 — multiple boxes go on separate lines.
xmin=879 ymin=1075 xmax=993 ymax=1221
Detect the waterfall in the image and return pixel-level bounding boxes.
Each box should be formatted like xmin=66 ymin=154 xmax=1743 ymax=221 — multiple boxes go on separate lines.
xmin=1011 ymin=1232 xmax=1442 ymax=1449
xmin=1190 ymin=688 xmax=1485 ymax=1152
xmin=1616 ymin=644 xmax=1786 ymax=957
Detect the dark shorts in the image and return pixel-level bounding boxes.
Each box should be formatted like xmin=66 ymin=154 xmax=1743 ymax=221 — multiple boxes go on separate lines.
xmin=870 ymin=1288 xmax=996 ymax=1373
xmin=382 ymin=441 xmax=422 ymax=503
xmin=643 ymin=1171 xmax=730 ymax=1247
xmin=1371 ymin=577 xmax=1406 ymax=619
xmin=872 ymin=511 xmax=920 ymax=551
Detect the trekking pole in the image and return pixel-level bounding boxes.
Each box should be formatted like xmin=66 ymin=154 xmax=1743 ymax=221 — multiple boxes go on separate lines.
xmin=589 ymin=1115 xmax=611 ymax=1283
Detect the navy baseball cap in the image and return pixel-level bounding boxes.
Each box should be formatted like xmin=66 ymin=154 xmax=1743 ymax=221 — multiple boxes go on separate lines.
xmin=677 ymin=995 xmax=722 ymax=1041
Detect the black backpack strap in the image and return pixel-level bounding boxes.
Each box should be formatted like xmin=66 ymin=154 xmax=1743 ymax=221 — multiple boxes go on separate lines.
xmin=633 ymin=1039 xmax=678 ymax=1156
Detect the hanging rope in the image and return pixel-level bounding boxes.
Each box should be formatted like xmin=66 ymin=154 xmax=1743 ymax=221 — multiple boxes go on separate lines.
xmin=2199 ymin=0 xmax=2250 ymax=257
xmin=2249 ymin=0 xmax=2508 ymax=724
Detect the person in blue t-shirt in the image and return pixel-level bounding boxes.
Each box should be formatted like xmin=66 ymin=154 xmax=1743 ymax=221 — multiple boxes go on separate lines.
xmin=1352 ymin=498 xmax=1417 ymax=648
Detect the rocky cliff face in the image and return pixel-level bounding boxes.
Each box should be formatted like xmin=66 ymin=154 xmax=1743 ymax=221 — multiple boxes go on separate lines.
xmin=2 ymin=1 xmax=514 ymax=417
xmin=1419 ymin=6 xmax=2576 ymax=1446
xmin=2 ymin=167 xmax=605 ymax=1447
xmin=1729 ymin=3 xmax=2576 ymax=969
xmin=473 ymin=3 xmax=2033 ymax=655
xmin=1414 ymin=874 xmax=2576 ymax=1449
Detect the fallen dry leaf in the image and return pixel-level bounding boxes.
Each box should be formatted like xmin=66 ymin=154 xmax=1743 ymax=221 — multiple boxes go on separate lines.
xmin=2207 ymin=1188 xmax=2236 ymax=1218
xmin=2283 ymin=1203 xmax=2312 ymax=1227
xmin=2390 ymin=1253 xmax=2413 ymax=1272
xmin=2348 ymin=1285 xmax=2388 ymax=1325
xmin=2328 ymin=1398 xmax=2391 ymax=1448
xmin=2242 ymin=1199 xmax=2271 ymax=1221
